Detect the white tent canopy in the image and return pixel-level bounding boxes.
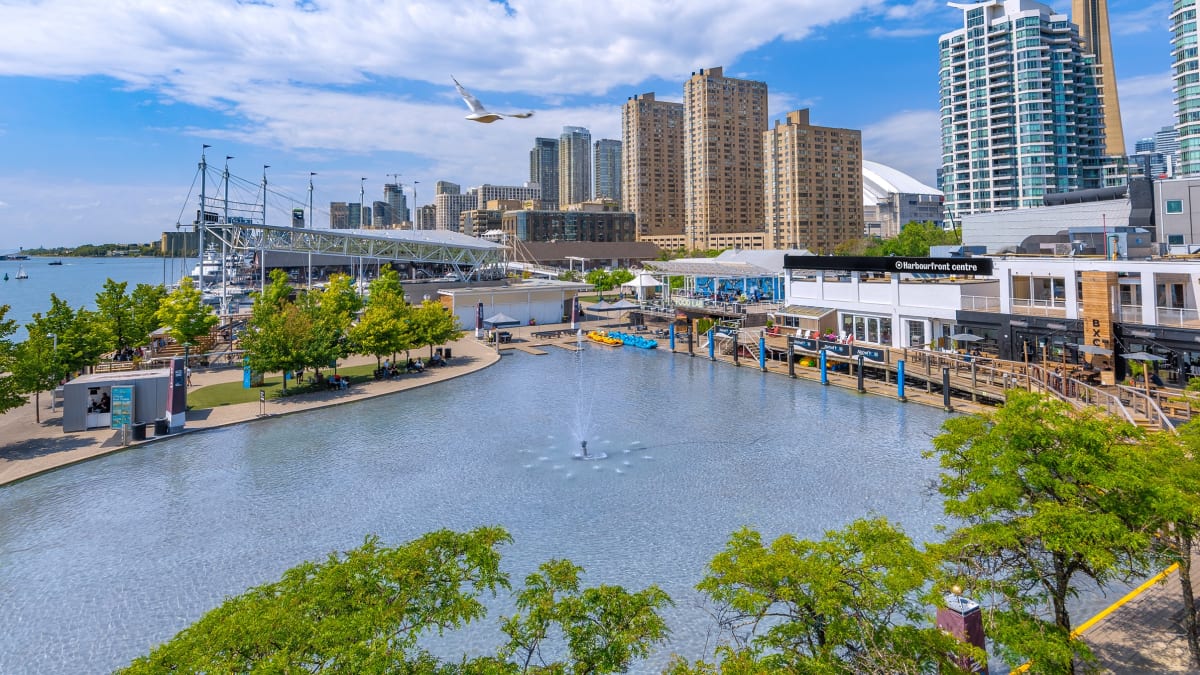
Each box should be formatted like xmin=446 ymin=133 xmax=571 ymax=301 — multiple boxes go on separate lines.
xmin=622 ymin=272 xmax=664 ymax=301
xmin=622 ymin=272 xmax=663 ymax=288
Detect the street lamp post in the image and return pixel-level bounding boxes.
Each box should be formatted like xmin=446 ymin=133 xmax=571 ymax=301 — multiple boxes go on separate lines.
xmin=48 ymin=332 xmax=58 ymax=411
xmin=360 ymin=177 xmax=367 ymax=229
xmin=411 ymin=181 xmax=419 ymax=227
xmin=183 ymin=342 xmax=193 ymax=391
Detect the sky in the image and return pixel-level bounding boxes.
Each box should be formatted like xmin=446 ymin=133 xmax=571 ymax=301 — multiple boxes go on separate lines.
xmin=0 ymin=0 xmax=1178 ymax=248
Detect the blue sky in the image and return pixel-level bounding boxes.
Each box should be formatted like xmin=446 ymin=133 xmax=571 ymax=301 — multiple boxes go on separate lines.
xmin=0 ymin=0 xmax=1176 ymax=248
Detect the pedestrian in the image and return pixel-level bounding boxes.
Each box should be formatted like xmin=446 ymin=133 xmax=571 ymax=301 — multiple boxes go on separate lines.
xmin=186 ymin=366 xmax=192 ymax=387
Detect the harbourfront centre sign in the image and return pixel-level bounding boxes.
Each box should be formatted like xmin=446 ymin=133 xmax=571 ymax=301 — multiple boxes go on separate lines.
xmin=783 ymin=255 xmax=994 ymax=276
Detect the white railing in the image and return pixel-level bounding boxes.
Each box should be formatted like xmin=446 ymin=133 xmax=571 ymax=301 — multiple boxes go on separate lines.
xmin=1118 ymin=305 xmax=1143 ymax=324
xmin=1011 ymin=298 xmax=1068 ymax=317
xmin=961 ymin=295 xmax=1001 ymax=311
xmin=1157 ymin=306 xmax=1200 ymax=327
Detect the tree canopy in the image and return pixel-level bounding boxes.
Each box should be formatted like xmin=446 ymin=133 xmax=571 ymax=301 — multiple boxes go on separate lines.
xmin=121 ymin=528 xmax=672 ymax=674
xmin=0 ymin=305 xmax=25 ymax=416
xmin=155 ymin=277 xmax=219 ymax=348
xmin=835 ymin=220 xmax=960 ymax=257
xmin=929 ymin=390 xmax=1152 ymax=673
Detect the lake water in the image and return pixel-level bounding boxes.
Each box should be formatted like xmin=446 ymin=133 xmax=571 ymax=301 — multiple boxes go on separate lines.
xmin=0 ymin=345 xmax=958 ymax=673
xmin=0 ymin=257 xmax=182 ymax=339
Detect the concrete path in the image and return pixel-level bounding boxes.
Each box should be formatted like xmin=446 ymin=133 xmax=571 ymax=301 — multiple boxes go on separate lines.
xmin=0 ymin=335 xmax=500 ymax=486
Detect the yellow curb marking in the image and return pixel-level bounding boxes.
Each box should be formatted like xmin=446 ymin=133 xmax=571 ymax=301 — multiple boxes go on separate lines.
xmin=1010 ymin=562 xmax=1181 ymax=673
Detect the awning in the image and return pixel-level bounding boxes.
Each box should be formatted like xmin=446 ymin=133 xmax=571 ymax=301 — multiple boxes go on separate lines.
xmin=483 ymin=313 xmax=521 ymax=328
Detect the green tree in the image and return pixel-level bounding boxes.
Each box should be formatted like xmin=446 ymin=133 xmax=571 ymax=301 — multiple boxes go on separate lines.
xmin=32 ymin=295 xmax=108 ymax=377
xmin=94 ymin=279 xmax=134 ymax=351
xmin=871 ymin=220 xmax=961 ymax=257
xmin=0 ymin=305 xmax=25 ymax=415
xmin=120 ymin=528 xmax=513 ymax=673
xmin=586 ymin=269 xmax=614 ymax=297
xmin=129 ymin=283 xmax=168 ymax=346
xmin=241 ymin=271 xmax=309 ymax=392
xmin=1142 ymin=425 xmax=1200 ymax=667
xmin=610 ymin=268 xmax=635 ymax=289
xmin=501 ymin=559 xmax=672 ymax=673
xmin=120 ymin=528 xmax=674 ymax=674
xmin=13 ymin=318 xmax=68 ymax=422
xmin=410 ymin=300 xmax=463 ymax=358
xmin=155 ymin=277 xmax=218 ymax=348
xmin=674 ymin=518 xmax=977 ymax=673
xmin=929 ymin=391 xmax=1151 ymax=673
xmin=349 ymin=269 xmax=412 ymax=366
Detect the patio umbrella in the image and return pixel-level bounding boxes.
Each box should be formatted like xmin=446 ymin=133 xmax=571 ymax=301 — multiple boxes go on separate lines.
xmin=1071 ymin=343 xmax=1113 ymax=356
xmin=1122 ymin=351 xmax=1167 ymax=400
xmin=949 ymin=333 xmax=984 ymax=342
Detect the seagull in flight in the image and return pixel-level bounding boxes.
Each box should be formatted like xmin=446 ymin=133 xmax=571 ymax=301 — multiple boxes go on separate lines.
xmin=452 ymin=76 xmax=533 ymax=123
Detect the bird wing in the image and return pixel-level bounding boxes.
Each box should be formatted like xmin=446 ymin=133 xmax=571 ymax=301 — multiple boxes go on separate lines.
xmin=452 ymin=76 xmax=489 ymax=115
xmin=502 ymin=111 xmax=535 ymax=119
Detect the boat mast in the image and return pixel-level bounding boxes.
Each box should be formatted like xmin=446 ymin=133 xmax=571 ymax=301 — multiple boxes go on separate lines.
xmin=223 ymin=156 xmax=233 ymax=316
xmin=199 ymin=144 xmax=209 ymax=288
xmin=262 ymin=165 xmax=269 ymax=296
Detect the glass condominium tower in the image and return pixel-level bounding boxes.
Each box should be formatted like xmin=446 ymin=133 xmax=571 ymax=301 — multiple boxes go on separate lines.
xmin=1172 ymin=0 xmax=1200 ymax=175
xmin=939 ymin=0 xmax=1104 ymax=216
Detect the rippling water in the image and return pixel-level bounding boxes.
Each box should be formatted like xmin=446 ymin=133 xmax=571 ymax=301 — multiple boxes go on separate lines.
xmin=0 ymin=346 xmax=960 ymax=673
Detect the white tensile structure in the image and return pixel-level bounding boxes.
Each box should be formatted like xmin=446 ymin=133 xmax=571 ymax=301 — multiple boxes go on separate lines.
xmin=862 ymin=160 xmax=945 ymax=239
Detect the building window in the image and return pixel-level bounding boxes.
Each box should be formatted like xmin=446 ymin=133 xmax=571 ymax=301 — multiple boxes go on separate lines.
xmin=1167 ymin=199 xmax=1184 ymax=214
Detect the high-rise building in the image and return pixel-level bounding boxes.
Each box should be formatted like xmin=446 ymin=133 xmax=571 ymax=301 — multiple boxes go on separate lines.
xmin=683 ymin=66 xmax=768 ymax=250
xmin=348 ymin=203 xmax=364 ymax=229
xmin=435 ymin=193 xmax=476 ymax=232
xmin=530 ymin=138 xmax=560 ymax=210
xmin=939 ymin=0 xmax=1103 ymax=216
xmin=435 ymin=181 xmax=460 ymax=196
xmin=1072 ymin=0 xmax=1125 ymax=157
xmin=329 ymin=202 xmax=350 ymax=229
xmin=763 ymin=110 xmax=863 ymax=252
xmin=470 ymin=183 xmax=542 ymax=206
xmin=384 ymin=183 xmax=409 ymax=224
xmin=1172 ymin=2 xmax=1200 ymax=174
xmin=621 ymin=92 xmax=685 ymax=240
xmin=1156 ymin=124 xmax=1181 ymax=178
xmin=415 ymin=204 xmax=436 ymax=230
xmin=558 ymin=126 xmax=592 ymax=206
xmin=593 ymin=139 xmax=622 ymax=203
xmin=372 ymin=200 xmax=392 ymax=228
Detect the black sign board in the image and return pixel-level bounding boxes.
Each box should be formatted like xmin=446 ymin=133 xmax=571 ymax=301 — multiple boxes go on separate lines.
xmin=784 ymin=255 xmax=993 ymax=276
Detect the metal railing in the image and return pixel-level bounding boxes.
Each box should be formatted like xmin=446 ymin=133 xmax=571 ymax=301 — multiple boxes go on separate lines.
xmin=1116 ymin=385 xmax=1175 ymax=432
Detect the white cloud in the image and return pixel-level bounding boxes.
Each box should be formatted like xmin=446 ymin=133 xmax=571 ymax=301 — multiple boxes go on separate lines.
xmin=1117 ymin=71 xmax=1175 ymax=149
xmin=1110 ymin=1 xmax=1170 ymax=36
xmin=862 ymin=109 xmax=941 ymax=187
xmin=0 ymin=199 xmax=8 ymax=208
xmin=0 ymin=0 xmax=883 ymax=97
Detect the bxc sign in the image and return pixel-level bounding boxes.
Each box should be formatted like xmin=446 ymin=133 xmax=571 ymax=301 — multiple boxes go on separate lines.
xmin=783 ymin=256 xmax=993 ymax=276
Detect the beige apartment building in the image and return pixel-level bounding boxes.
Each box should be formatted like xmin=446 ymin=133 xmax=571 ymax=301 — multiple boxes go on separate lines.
xmin=683 ymin=66 xmax=768 ymax=251
xmin=621 ymin=92 xmax=685 ymax=241
xmin=764 ymin=109 xmax=864 ymax=252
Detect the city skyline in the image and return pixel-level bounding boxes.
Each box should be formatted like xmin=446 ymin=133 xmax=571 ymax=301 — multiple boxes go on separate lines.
xmin=0 ymin=0 xmax=1176 ymax=247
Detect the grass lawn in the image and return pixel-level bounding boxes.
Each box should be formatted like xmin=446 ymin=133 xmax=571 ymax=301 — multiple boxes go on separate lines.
xmin=186 ymin=363 xmax=378 ymax=409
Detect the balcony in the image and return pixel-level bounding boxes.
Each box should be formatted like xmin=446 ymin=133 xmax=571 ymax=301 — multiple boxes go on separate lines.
xmin=962 ymin=295 xmax=1001 ymax=312
xmin=1157 ymin=306 xmax=1200 ymax=328
xmin=1011 ymin=297 xmax=1068 ymax=317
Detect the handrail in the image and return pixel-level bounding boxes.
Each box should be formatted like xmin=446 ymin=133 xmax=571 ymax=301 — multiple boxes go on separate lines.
xmin=1116 ymin=385 xmax=1176 ymax=432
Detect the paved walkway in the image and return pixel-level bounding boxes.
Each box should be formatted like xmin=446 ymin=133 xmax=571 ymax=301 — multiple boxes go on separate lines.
xmin=0 ymin=335 xmax=500 ymax=486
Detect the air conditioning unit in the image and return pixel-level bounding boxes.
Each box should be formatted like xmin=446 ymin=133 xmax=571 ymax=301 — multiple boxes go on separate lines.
xmin=1052 ymin=243 xmax=1073 ymax=256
